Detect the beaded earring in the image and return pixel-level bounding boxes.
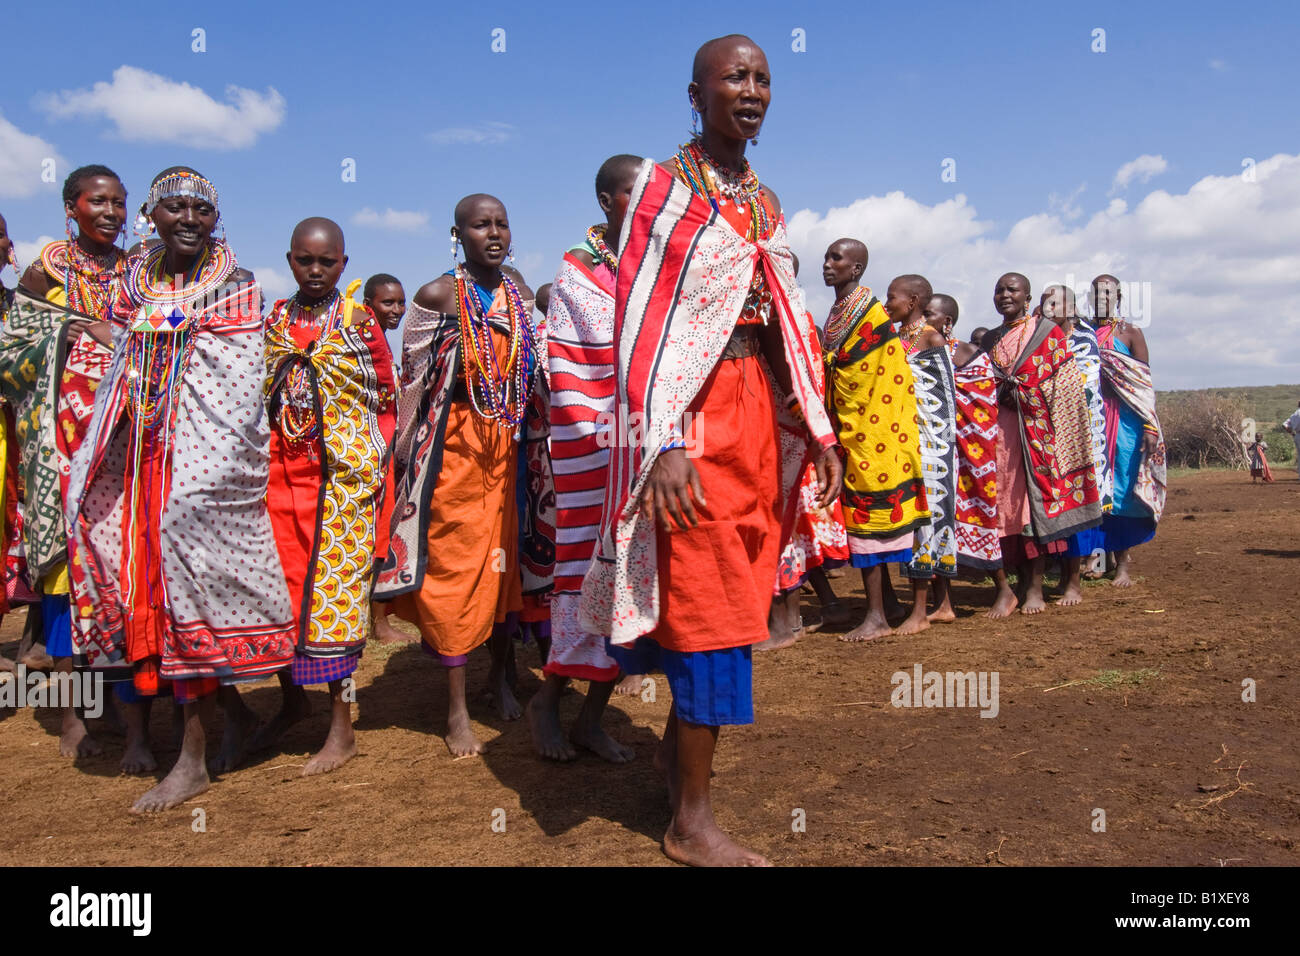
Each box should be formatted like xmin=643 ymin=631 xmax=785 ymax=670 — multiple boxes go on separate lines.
xmin=134 ymin=205 xmax=156 ymax=240
xmin=508 ymin=245 xmax=517 ymax=269
xmin=750 ymin=135 xmax=759 ymax=147
xmin=450 ymin=229 xmax=460 ymax=270
xmin=65 ymin=214 xmax=79 ymax=244
xmin=689 ymin=94 xmax=701 ymax=138
xmin=5 ymin=248 xmax=19 ymax=277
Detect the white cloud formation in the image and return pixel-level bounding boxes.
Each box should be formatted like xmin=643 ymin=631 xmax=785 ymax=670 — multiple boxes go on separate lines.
xmin=0 ymin=114 xmax=65 ymax=199
xmin=36 ymin=66 xmax=284 ymax=150
xmin=786 ymin=153 xmax=1300 ymax=389
xmin=1111 ymin=154 xmax=1168 ymax=194
xmin=1209 ymin=59 xmax=1228 ymax=72
xmin=427 ymin=122 xmax=513 ymax=146
xmin=247 ymin=265 xmax=293 ymax=303
xmin=351 ymin=207 xmax=430 ymax=232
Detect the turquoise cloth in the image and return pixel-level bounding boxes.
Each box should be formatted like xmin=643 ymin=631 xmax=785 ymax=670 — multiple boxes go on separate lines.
xmin=1109 ymin=338 xmax=1150 ymax=518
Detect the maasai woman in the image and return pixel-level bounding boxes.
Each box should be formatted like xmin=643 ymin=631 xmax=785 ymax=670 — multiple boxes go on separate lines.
xmin=376 ymin=194 xmax=543 ymax=758
xmin=580 ymin=35 xmax=841 ymax=867
xmin=1041 ymin=285 xmax=1112 ymax=606
xmin=65 ymin=167 xmax=296 ymax=812
xmin=249 ymin=219 xmax=395 ymax=777
xmin=2 ymin=167 xmax=128 ymax=762
xmin=982 ymin=273 xmax=1101 ymax=615
xmin=893 ymin=276 xmax=958 ymax=636
xmin=822 ymin=248 xmax=930 ymax=642
xmin=1091 ymin=274 xmax=1166 ymax=585
xmin=526 ymin=155 xmax=641 ymax=764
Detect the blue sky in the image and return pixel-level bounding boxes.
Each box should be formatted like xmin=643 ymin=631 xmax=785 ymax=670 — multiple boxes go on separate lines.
xmin=2 ymin=0 xmax=1296 ymax=387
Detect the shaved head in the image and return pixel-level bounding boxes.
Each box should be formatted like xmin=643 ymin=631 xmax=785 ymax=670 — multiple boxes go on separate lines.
xmin=692 ymin=34 xmax=760 ymax=82
xmin=595 ymin=154 xmax=642 ymax=199
xmin=998 ymin=272 xmax=1031 ymax=295
xmin=1091 ymin=273 xmax=1119 ymax=288
xmin=928 ymin=293 xmax=959 ymax=323
xmin=831 ymin=238 xmax=868 ymax=271
xmin=291 ymin=216 xmax=344 ymax=250
xmin=454 ymin=193 xmax=505 ymax=230
xmin=895 ymin=273 xmax=933 ymax=300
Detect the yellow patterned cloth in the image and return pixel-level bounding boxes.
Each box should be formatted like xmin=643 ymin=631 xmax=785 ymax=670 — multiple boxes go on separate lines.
xmin=265 ymin=285 xmax=397 ymax=657
xmin=824 ymin=294 xmax=930 ymax=538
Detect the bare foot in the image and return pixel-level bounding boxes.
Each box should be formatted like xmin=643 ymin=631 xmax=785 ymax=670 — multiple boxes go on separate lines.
xmin=1111 ymin=569 xmax=1133 ymax=588
xmin=894 ymin=611 xmax=931 ymax=636
xmin=131 ymin=758 xmax=210 ymax=813
xmin=614 ymin=673 xmax=644 ymax=697
xmin=663 ymin=819 xmax=772 ymax=867
xmin=302 ymin=729 xmax=357 ymax=776
xmin=1055 ymin=582 xmax=1083 ymax=606
xmin=752 ymin=627 xmax=799 ymax=652
xmin=247 ymin=686 xmax=310 ymax=753
xmin=570 ymin=721 xmax=634 ymax=763
xmin=490 ymin=672 xmax=523 ymax=722
xmin=445 ymin=712 xmax=484 ymax=757
xmin=1020 ymin=591 xmax=1047 ymax=615
xmin=20 ymin=647 xmax=54 ymax=671
xmin=61 ymin=712 xmax=103 ymax=758
xmin=373 ymin=611 xmax=416 ymax=645
xmin=526 ymin=692 xmax=577 ymax=761
xmin=839 ymin=615 xmax=892 ymax=643
xmin=120 ymin=738 xmax=157 ymax=775
xmin=927 ymin=606 xmax=957 ymax=624
xmin=820 ymin=601 xmax=855 ymax=627
xmin=0 ymin=655 xmax=14 ymax=673
xmin=986 ymin=588 xmax=1018 ymax=619
xmin=211 ymin=698 xmax=261 ymax=774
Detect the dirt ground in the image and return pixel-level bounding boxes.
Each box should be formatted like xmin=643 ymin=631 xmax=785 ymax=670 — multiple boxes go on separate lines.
xmin=1 ymin=469 xmax=1297 ymax=866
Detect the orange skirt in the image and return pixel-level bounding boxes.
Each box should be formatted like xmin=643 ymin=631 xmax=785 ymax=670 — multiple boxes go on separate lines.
xmin=650 ymin=353 xmax=781 ymax=653
xmin=390 ymin=398 xmax=522 ymax=657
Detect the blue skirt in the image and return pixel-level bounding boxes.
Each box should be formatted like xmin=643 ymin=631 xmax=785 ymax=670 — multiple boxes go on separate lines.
xmin=1065 ymin=526 xmax=1107 ymax=558
xmin=606 ymin=638 xmax=753 ymax=726
xmin=1100 ymin=514 xmax=1156 ymax=552
xmin=40 ymin=593 xmax=73 ymax=658
xmin=849 ymin=547 xmax=912 ymax=569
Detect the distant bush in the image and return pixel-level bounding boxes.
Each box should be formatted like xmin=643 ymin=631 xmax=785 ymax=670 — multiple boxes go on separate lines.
xmin=1158 ymin=392 xmax=1250 ymax=469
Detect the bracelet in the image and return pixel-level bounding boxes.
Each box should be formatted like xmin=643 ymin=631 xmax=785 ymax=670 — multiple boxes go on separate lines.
xmin=660 ymin=438 xmax=687 ymax=453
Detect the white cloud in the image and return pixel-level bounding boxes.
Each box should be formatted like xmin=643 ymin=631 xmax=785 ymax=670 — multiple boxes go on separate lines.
xmin=787 ymin=153 xmax=1300 ymax=389
xmin=1111 ymin=154 xmax=1168 ymax=194
xmin=247 ymin=265 xmax=293 ymax=303
xmin=36 ymin=66 xmax=284 ymax=150
xmin=0 ymin=114 xmax=65 ymax=199
xmin=427 ymin=122 xmax=513 ymax=146
xmin=12 ymin=235 xmax=59 ymax=270
xmin=1209 ymin=59 xmax=1228 ymax=72
xmin=351 ymin=207 xmax=430 ymax=232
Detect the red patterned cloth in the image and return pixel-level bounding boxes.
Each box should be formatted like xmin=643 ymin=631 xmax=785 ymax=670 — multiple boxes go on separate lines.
xmin=988 ymin=316 xmax=1101 ymax=543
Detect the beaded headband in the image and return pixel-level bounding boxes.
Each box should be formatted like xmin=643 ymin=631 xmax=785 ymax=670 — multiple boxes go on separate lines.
xmin=146 ymin=171 xmax=219 ymax=214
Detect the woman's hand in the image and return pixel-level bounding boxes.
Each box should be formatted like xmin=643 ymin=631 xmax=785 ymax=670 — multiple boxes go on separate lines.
xmin=814 ymin=444 xmax=843 ymax=510
xmin=638 ymin=448 xmax=704 ymax=531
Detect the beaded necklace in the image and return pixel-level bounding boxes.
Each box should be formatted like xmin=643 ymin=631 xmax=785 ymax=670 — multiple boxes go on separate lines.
xmin=899 ymin=319 xmax=928 ymax=354
xmin=269 ymin=291 xmax=346 ymax=447
xmin=41 ymin=240 xmax=126 ymax=320
xmin=454 ymin=266 xmax=534 ymax=429
xmin=128 ymin=239 xmax=236 ymax=310
xmin=586 ymin=224 xmax=619 ymax=271
xmin=672 ymin=138 xmax=771 ymax=241
xmin=122 ymin=242 xmax=234 ymax=431
xmin=824 ymin=286 xmax=873 ymax=351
